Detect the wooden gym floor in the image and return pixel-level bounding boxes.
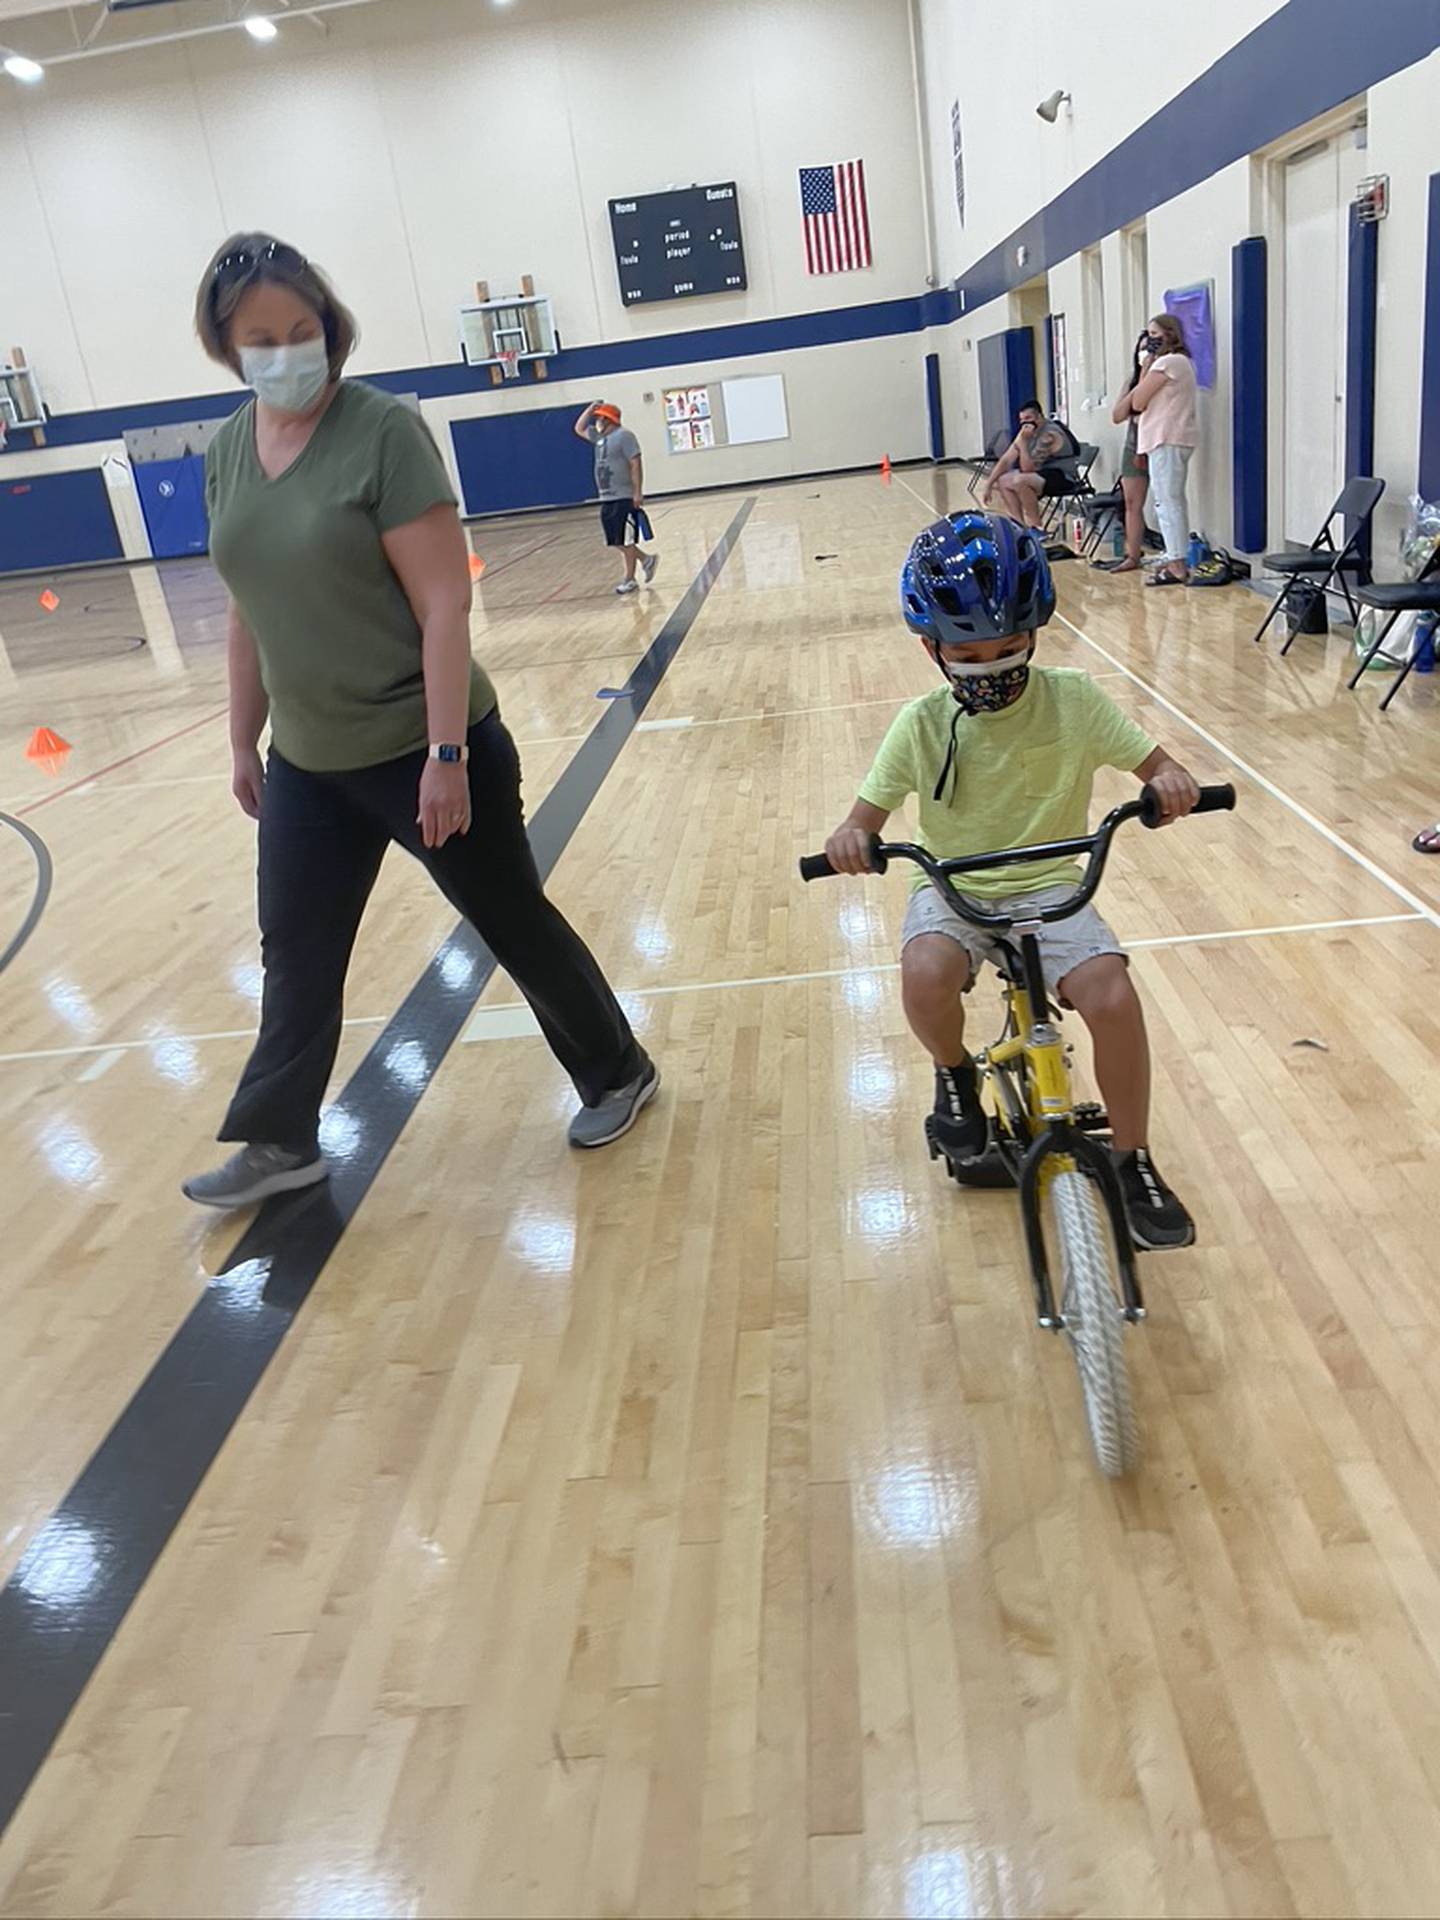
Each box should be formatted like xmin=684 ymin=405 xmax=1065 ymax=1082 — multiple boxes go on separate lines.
xmin=1 ymin=467 xmax=1439 ymax=1918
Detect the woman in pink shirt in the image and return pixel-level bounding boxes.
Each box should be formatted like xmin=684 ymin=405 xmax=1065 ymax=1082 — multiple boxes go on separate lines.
xmin=1114 ymin=313 xmax=1198 ymax=586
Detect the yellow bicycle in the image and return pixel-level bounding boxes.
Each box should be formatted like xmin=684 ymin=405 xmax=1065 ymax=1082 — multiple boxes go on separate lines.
xmin=802 ymin=781 xmax=1236 ymax=1476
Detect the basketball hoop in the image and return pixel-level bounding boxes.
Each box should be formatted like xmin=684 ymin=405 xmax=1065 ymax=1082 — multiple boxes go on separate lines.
xmin=499 ymin=350 xmax=521 ymax=382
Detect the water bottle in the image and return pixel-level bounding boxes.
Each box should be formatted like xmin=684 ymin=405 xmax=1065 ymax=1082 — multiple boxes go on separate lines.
xmin=1186 ymin=530 xmax=1204 ymax=571
xmin=1414 ymin=612 xmax=1437 ymax=675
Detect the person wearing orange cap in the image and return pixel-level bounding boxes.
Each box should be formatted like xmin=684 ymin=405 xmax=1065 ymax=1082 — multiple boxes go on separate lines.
xmin=574 ymin=400 xmax=659 ymax=595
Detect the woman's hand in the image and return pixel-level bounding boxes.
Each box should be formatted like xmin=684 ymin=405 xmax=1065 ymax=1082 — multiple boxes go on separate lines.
xmin=417 ymin=758 xmax=472 ymax=849
xmin=232 ymin=746 xmax=265 ymax=820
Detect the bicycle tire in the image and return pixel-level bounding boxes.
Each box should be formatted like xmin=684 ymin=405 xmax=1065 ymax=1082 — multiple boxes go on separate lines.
xmin=1048 ymin=1165 xmax=1139 ymax=1476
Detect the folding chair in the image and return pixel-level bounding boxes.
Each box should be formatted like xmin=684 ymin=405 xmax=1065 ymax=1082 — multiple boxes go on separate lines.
xmin=966 ymin=428 xmax=1011 ymax=504
xmin=1078 ymin=484 xmax=1123 ymax=561
xmin=1344 ymin=544 xmax=1440 ymax=710
xmin=1251 ymin=476 xmax=1385 ymax=652
xmin=1039 ymin=443 xmax=1099 ymax=541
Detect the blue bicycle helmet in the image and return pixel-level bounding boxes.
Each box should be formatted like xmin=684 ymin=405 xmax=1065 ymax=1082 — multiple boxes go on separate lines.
xmin=900 ymin=511 xmax=1055 ymax=646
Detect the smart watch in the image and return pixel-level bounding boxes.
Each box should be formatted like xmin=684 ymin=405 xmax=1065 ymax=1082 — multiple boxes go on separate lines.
xmin=429 ymin=743 xmax=469 ymax=764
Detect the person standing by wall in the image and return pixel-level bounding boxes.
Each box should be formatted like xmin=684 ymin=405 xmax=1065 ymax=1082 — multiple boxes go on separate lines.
xmin=183 ymin=234 xmax=658 ymax=1208
xmin=1115 ymin=313 xmax=1198 ymax=587
xmin=1097 ymin=332 xmax=1154 ymax=574
xmin=574 ymin=401 xmax=659 ymax=595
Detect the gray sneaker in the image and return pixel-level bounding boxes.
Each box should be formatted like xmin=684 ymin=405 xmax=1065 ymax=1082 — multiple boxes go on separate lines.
xmin=568 ymin=1060 xmax=660 ymax=1149
xmin=640 ymin=551 xmax=659 ymax=584
xmin=614 ymin=578 xmax=639 ymax=596
xmin=182 ymin=1143 xmax=328 ymax=1209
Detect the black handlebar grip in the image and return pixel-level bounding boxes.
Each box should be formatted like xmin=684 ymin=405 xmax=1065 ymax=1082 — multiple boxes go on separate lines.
xmin=1139 ymin=780 xmax=1239 ymax=828
xmin=799 ymin=852 xmax=838 ymax=881
xmin=1192 ymin=783 xmax=1237 ymax=815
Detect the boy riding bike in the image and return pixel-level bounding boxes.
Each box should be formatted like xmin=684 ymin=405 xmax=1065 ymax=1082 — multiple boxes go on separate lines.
xmin=824 ymin=510 xmax=1200 ymax=1250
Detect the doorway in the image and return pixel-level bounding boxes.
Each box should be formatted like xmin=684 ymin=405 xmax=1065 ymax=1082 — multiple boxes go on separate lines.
xmin=1281 ymin=132 xmax=1363 ymax=542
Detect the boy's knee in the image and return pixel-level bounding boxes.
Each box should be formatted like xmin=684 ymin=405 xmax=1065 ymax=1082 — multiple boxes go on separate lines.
xmin=902 ymin=934 xmax=972 ymax=1001
xmin=1063 ymin=954 xmax=1137 ymax=1022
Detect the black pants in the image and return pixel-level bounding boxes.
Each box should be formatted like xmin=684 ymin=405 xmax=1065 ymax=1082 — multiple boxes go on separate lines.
xmin=219 ymin=711 xmax=643 ymax=1156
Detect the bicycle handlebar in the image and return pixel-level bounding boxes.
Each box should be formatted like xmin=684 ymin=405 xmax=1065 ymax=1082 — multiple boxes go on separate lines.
xmin=799 ymin=782 xmax=1236 ymax=933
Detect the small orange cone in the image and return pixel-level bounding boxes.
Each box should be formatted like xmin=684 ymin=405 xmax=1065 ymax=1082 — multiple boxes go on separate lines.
xmin=880 ymin=454 xmax=892 ymax=485
xmin=25 ymin=726 xmax=71 ymax=778
xmin=468 ymin=552 xmax=485 ymax=580
xmin=39 ymin=589 xmax=59 ymax=613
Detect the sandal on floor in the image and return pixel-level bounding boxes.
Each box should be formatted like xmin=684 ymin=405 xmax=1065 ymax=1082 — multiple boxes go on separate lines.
xmin=1145 ymin=568 xmax=1188 ymax=587
xmin=1412 ymin=825 xmax=1440 ymax=854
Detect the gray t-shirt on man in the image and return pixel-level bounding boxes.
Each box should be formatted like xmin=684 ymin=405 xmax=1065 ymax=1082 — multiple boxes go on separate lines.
xmin=590 ymin=426 xmax=641 ymax=500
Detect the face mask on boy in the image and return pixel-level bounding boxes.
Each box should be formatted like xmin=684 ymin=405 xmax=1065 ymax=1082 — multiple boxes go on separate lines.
xmin=939 ymin=643 xmax=1034 ymax=716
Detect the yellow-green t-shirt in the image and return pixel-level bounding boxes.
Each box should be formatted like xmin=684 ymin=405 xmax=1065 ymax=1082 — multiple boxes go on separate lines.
xmin=206 ymin=381 xmax=496 ymax=772
xmin=858 ymin=668 xmax=1156 ymax=898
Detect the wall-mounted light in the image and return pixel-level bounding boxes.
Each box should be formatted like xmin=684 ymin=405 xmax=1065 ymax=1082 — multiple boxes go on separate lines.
xmin=1036 ymin=89 xmax=1071 ymax=123
xmin=243 ymin=16 xmax=279 ymax=40
xmin=3 ymin=53 xmax=45 ymax=83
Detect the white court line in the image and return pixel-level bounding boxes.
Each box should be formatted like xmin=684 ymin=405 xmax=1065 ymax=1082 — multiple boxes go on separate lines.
xmin=459 ymin=911 xmax=1427 ymax=1033
xmin=2 ymin=912 xmax=1419 ymax=1070
xmin=1054 ymin=611 xmax=1440 ymax=933
xmin=76 ymin=1047 xmax=127 ymax=1082
xmin=889 ymin=469 xmax=1440 ymax=935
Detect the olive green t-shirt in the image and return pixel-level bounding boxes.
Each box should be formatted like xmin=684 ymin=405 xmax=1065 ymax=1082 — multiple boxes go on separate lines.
xmin=206 ymin=381 xmax=496 ymax=772
xmin=859 ymin=669 xmax=1156 ymax=899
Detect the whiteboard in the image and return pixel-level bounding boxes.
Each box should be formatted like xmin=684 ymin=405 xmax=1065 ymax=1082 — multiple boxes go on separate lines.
xmin=720 ymin=373 xmax=788 ymax=446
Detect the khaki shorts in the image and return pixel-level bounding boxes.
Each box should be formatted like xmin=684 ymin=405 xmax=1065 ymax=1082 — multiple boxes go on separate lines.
xmin=901 ymin=883 xmax=1126 ymax=1001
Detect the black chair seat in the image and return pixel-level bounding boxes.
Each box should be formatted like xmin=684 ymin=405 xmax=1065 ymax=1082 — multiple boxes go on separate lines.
xmin=1080 ymin=490 xmax=1122 ymax=517
xmin=1355 ymin=581 xmax=1440 ymax=611
xmin=1263 ymin=551 xmax=1367 ymax=575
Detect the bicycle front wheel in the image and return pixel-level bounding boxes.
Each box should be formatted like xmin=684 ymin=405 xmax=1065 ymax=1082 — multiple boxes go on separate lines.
xmin=1047 ymin=1165 xmax=1139 ymax=1477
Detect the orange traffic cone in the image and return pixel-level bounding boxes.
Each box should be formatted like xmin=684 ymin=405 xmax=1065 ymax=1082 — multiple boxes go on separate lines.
xmin=25 ymin=726 xmax=71 ymax=778
xmin=39 ymin=589 xmax=59 ymax=613
xmin=880 ymin=454 xmax=892 ymax=484
xmin=468 ymin=552 xmax=485 ymax=580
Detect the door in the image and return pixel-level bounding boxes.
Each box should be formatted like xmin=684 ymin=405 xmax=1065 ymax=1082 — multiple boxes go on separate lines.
xmin=1282 ymin=135 xmax=1363 ymax=543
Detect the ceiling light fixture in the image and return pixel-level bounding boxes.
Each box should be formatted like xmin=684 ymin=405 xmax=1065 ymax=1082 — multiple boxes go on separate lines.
xmin=3 ymin=53 xmax=45 ymax=82
xmin=1035 ymin=89 xmax=1071 ymax=123
xmin=243 ymin=16 xmax=279 ymax=40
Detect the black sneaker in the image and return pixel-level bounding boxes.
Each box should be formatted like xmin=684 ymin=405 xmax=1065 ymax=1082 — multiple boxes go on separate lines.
xmin=930 ymin=1062 xmax=987 ymax=1160
xmin=1113 ymin=1148 xmax=1195 ymax=1250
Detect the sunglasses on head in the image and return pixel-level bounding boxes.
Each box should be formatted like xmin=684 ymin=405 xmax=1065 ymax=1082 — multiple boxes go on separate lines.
xmin=211 ymin=241 xmax=308 ymax=291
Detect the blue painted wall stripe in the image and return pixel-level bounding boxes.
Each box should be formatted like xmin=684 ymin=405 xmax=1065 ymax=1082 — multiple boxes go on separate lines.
xmin=925 ymin=352 xmax=945 ymax=461
xmin=1345 ymin=207 xmax=1379 ymax=561
xmin=1421 ymin=173 xmax=1440 ymax=500
xmin=954 ymin=0 xmax=1440 ymax=318
xmin=4 ymin=293 xmax=929 ymax=453
xmin=1231 ymin=236 xmax=1267 ymax=553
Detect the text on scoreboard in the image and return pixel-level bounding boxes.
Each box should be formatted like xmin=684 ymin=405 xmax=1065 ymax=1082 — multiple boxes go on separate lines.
xmin=607 ymin=182 xmax=747 ymax=306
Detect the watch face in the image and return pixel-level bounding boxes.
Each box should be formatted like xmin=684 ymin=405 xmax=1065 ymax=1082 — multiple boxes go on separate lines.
xmin=436 ymin=745 xmax=461 ymax=762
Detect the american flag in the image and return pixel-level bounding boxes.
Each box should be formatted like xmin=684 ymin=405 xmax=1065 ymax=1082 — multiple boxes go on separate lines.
xmin=799 ymin=159 xmax=872 ymax=275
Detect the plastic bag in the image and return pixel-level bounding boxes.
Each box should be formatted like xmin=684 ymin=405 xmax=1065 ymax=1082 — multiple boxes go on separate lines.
xmin=1354 ymin=605 xmax=1417 ymax=667
xmin=1399 ymin=494 xmax=1440 ymax=580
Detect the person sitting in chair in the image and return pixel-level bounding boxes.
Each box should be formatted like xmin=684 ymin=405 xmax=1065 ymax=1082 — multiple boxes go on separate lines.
xmin=982 ymin=399 xmax=1082 ymax=530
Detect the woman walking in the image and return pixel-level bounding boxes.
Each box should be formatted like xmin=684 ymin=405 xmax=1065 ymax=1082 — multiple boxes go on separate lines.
xmin=1097 ymin=331 xmax=1153 ymax=573
xmin=184 ymin=234 xmax=656 ymax=1208
xmin=1114 ymin=312 xmax=1198 ymax=587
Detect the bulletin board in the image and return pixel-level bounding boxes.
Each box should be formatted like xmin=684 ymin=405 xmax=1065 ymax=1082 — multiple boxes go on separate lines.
xmin=664 ymin=386 xmax=718 ymax=453
xmin=1162 ymin=281 xmax=1216 ymax=390
xmin=663 ymin=372 xmax=791 ymax=454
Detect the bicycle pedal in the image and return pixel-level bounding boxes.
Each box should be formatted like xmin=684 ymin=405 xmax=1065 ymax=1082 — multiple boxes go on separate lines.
xmin=1073 ymin=1103 xmax=1109 ymax=1131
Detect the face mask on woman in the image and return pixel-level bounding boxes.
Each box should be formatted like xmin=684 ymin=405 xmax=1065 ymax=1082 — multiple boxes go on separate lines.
xmin=239 ymin=337 xmax=330 ymax=414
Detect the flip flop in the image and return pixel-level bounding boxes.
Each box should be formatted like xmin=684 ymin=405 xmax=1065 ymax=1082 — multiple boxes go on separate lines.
xmin=1412 ymin=825 xmax=1440 ymax=854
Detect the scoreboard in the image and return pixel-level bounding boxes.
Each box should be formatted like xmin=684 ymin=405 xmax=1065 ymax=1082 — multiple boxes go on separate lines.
xmin=608 ymin=182 xmax=747 ymax=306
